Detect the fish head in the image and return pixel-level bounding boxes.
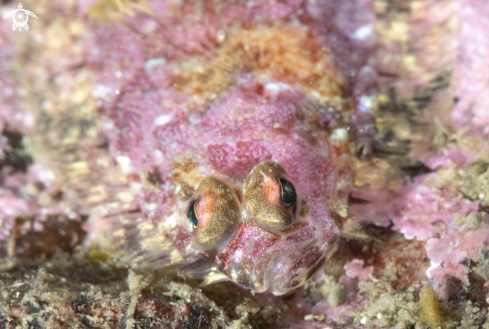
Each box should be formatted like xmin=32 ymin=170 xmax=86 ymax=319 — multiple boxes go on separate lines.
xmin=170 ymin=86 xmax=341 ymax=295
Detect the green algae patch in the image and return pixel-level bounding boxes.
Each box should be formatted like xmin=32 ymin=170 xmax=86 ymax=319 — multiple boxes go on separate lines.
xmin=419 ymin=285 xmax=441 ymax=328
xmin=90 ymin=249 xmax=109 ymax=260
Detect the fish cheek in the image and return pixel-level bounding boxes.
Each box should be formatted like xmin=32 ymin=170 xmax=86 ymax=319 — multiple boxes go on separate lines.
xmin=243 ymin=161 xmax=299 ymax=230
xmin=186 ymin=177 xmax=240 ymax=250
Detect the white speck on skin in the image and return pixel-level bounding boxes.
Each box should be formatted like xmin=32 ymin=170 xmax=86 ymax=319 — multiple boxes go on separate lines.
xmin=102 ymin=119 xmax=114 ymax=130
xmin=154 ymin=149 xmax=163 ymax=165
xmin=360 ymin=317 xmax=368 ymax=325
xmin=310 ymin=90 xmax=321 ymax=98
xmin=359 ymin=95 xmax=376 ymax=112
xmin=37 ymin=168 xmax=55 ymax=184
xmin=216 ymin=29 xmax=226 ymax=43
xmin=142 ymin=20 xmax=157 ymax=34
xmin=153 ymin=113 xmax=175 ymax=126
xmin=234 ymin=249 xmax=243 ymax=263
xmin=22 ymin=113 xmax=35 ymax=128
xmin=354 ymin=24 xmax=374 ymax=40
xmin=145 ymin=58 xmax=166 ymax=72
xmin=331 ymin=128 xmax=348 ymax=143
xmin=116 ymin=156 xmax=132 ymax=173
xmin=264 ymin=82 xmax=292 ymax=94
xmin=92 ymin=84 xmax=112 ymax=99
xmin=142 ymin=203 xmax=157 ymax=211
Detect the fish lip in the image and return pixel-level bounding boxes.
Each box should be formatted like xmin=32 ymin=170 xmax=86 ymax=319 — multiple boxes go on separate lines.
xmin=267 ymin=242 xmax=322 ymax=295
xmin=216 ymin=223 xmax=314 ymax=291
xmin=248 ymin=226 xmax=323 ymax=292
xmin=256 ymin=222 xmax=340 ymax=294
xmin=268 ymin=243 xmax=335 ymax=295
xmin=217 ymin=216 xmax=339 ymax=294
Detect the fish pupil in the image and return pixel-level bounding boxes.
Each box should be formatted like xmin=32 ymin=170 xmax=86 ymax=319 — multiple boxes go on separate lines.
xmin=187 ymin=199 xmax=198 ymax=226
xmin=279 ymin=178 xmax=297 ymax=206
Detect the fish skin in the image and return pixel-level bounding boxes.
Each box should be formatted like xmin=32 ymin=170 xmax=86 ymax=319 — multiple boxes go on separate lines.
xmin=92 ymin=84 xmax=344 ymax=295
xmin=84 ymin=10 xmax=352 ymax=296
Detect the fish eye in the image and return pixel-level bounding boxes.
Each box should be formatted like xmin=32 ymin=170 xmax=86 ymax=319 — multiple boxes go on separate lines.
xmin=243 ymin=161 xmax=299 ymax=230
xmin=187 ymin=199 xmax=199 ymax=227
xmin=279 ymin=178 xmax=297 ymax=206
xmin=185 ymin=177 xmax=240 ymax=250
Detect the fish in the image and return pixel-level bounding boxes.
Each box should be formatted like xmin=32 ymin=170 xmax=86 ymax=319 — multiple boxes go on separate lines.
xmin=88 ymin=78 xmax=357 ymax=295
xmin=84 ymin=17 xmax=363 ymax=296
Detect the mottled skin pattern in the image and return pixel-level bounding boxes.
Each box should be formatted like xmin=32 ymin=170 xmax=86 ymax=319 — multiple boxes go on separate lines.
xmin=97 ymin=84 xmax=343 ymax=295
xmin=81 ymin=0 xmax=354 ymax=297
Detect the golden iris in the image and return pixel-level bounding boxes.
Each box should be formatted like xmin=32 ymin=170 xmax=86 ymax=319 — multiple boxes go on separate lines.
xmin=186 ymin=177 xmax=240 ymax=249
xmin=243 ymin=161 xmax=299 ymax=230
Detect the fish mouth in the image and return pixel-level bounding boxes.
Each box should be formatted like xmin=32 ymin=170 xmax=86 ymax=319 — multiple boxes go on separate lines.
xmin=253 ymin=233 xmax=338 ymax=295
xmin=217 ymin=221 xmax=338 ymax=295
xmin=264 ymin=244 xmax=323 ymax=295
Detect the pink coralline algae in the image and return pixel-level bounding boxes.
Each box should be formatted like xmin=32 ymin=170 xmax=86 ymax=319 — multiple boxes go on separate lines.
xmin=390 ymin=172 xmax=489 ymax=296
xmin=452 ymin=0 xmax=489 ymax=144
xmin=385 ymin=0 xmax=489 ymax=303
xmin=391 ymin=174 xmax=479 ymax=241
xmin=344 ymin=258 xmax=373 ymax=282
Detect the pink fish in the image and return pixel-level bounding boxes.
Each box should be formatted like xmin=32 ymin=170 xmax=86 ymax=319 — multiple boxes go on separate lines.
xmin=84 ymin=7 xmax=361 ymax=296
xmin=91 ymin=79 xmax=352 ymax=295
